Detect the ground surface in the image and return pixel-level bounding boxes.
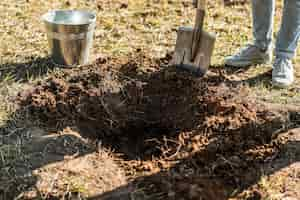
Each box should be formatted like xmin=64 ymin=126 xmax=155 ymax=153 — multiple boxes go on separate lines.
xmin=0 ymin=0 xmax=300 ymax=200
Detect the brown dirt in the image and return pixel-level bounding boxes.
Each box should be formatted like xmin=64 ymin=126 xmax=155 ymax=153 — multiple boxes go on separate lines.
xmin=0 ymin=125 xmax=128 ymax=200
xmin=17 ymin=52 xmax=299 ymax=199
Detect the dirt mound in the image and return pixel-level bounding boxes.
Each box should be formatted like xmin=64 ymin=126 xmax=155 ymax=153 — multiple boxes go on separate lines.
xmin=18 ymin=53 xmax=290 ymax=199
xmin=18 ymin=53 xmax=260 ymax=136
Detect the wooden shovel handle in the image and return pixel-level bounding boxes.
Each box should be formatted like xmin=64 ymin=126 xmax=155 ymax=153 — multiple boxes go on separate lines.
xmin=193 ymin=0 xmax=206 ymax=9
xmin=195 ymin=0 xmax=206 ymax=30
xmin=191 ymin=1 xmax=206 ymax=60
xmin=196 ymin=0 xmax=206 ymax=10
xmin=194 ymin=8 xmax=205 ymax=30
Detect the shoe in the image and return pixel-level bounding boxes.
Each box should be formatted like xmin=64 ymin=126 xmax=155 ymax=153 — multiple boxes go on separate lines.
xmin=272 ymin=58 xmax=294 ymax=88
xmin=225 ymin=44 xmax=272 ymax=67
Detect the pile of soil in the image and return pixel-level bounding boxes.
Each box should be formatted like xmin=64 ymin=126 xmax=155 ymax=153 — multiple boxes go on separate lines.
xmin=18 ymin=52 xmax=291 ymax=199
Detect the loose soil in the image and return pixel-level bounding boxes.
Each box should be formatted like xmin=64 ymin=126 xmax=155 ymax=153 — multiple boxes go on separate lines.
xmin=16 ymin=52 xmax=299 ymax=200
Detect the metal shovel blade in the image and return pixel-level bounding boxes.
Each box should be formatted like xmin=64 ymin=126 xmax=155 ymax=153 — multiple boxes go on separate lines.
xmin=171 ymin=27 xmax=216 ymax=76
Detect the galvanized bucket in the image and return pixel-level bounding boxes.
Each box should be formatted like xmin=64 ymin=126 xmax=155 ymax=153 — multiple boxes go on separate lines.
xmin=42 ymin=10 xmax=96 ymax=66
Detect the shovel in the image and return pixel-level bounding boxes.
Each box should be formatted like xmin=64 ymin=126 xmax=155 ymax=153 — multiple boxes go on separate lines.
xmin=171 ymin=0 xmax=216 ymax=76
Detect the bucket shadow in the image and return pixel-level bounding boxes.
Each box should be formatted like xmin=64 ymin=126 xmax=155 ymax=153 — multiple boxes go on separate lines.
xmin=0 ymin=56 xmax=58 ymax=83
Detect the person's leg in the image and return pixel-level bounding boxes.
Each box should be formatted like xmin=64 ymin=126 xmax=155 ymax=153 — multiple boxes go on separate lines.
xmin=272 ymin=0 xmax=300 ymax=87
xmin=275 ymin=0 xmax=300 ymax=59
xmin=252 ymin=0 xmax=275 ymax=51
xmin=225 ymin=0 xmax=275 ymax=67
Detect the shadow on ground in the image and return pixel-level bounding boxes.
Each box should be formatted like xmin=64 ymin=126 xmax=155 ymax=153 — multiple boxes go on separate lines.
xmin=0 ymin=57 xmax=58 ymax=83
xmin=210 ymin=64 xmax=273 ymax=88
xmin=1 ymin=57 xmax=299 ymax=199
xmin=0 ymin=119 xmax=95 ymax=199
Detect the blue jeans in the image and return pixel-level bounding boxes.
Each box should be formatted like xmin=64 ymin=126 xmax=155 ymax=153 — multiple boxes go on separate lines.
xmin=252 ymin=0 xmax=300 ymax=59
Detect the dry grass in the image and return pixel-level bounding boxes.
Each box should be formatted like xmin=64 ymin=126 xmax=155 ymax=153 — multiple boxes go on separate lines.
xmin=30 ymin=139 xmax=127 ymax=199
xmin=0 ymin=0 xmax=300 ymax=199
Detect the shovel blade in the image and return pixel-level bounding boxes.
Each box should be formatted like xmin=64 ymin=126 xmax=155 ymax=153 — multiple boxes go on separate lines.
xmin=171 ymin=27 xmax=216 ymax=76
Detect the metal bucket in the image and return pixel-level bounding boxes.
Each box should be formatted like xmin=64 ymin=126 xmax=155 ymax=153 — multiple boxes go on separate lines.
xmin=42 ymin=10 xmax=96 ymax=66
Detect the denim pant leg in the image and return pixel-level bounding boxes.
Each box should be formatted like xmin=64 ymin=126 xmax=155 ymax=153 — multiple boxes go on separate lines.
xmin=252 ymin=0 xmax=275 ymax=51
xmin=275 ymin=0 xmax=300 ymax=59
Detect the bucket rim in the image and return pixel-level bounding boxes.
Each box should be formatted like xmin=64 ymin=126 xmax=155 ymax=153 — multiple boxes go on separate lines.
xmin=42 ymin=9 xmax=96 ymax=26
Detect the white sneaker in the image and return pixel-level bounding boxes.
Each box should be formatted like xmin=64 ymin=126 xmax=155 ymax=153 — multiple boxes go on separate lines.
xmin=225 ymin=44 xmax=272 ymax=67
xmin=272 ymin=58 xmax=294 ymax=88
